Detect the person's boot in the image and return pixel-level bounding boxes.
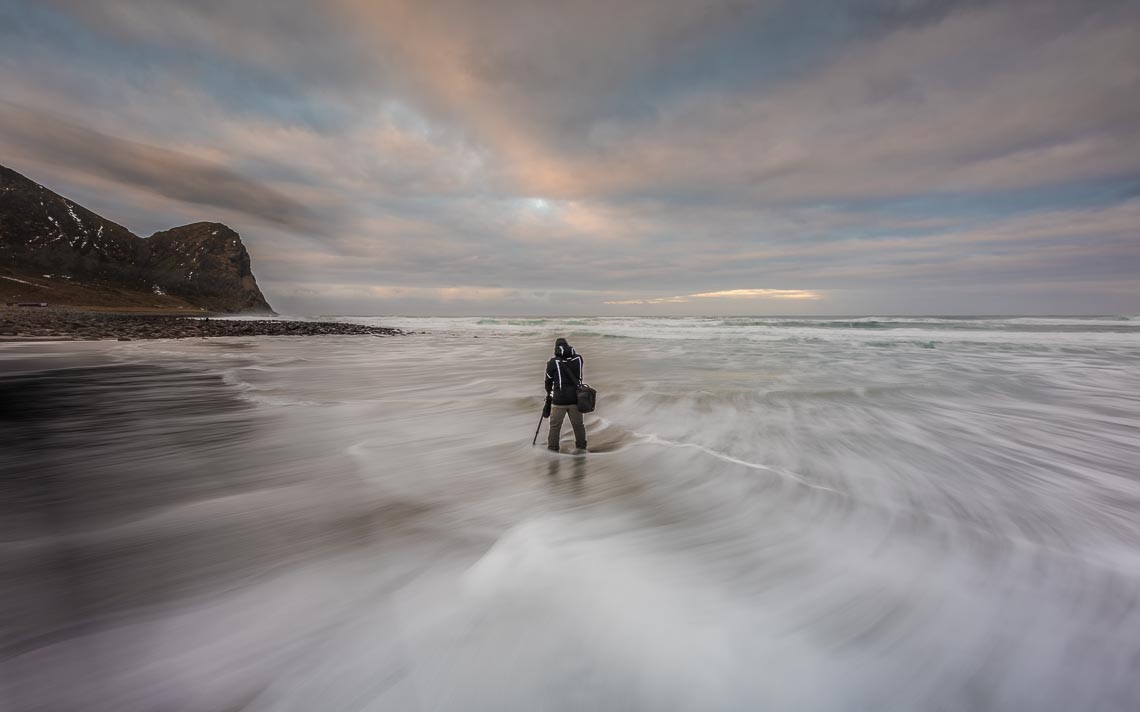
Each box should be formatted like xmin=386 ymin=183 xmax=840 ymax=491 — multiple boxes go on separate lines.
xmin=574 ymin=441 xmax=587 ymax=454
xmin=548 ymin=444 xmax=560 ymax=452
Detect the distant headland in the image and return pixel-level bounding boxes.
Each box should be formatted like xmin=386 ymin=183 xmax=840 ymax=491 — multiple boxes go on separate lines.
xmin=1 ymin=163 xmax=272 ymax=314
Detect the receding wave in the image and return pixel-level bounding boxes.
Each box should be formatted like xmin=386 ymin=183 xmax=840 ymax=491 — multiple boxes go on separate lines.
xmin=3 ymin=317 xmax=1138 ymax=711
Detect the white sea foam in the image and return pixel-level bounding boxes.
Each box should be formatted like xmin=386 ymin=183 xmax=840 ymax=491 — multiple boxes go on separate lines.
xmin=2 ymin=316 xmax=1139 ymax=711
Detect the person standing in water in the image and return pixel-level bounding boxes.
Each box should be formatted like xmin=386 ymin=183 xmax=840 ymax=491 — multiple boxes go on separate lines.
xmin=544 ymin=337 xmax=587 ymax=453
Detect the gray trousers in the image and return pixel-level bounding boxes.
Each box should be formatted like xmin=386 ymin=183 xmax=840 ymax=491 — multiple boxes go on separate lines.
xmin=548 ymin=404 xmax=587 ymax=450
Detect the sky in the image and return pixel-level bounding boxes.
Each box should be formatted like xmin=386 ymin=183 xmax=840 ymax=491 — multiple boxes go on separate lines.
xmin=1 ymin=0 xmax=1138 ymax=316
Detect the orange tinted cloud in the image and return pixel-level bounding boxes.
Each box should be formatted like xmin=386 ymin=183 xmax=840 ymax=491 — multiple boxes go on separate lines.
xmin=606 ymin=289 xmax=821 ymax=305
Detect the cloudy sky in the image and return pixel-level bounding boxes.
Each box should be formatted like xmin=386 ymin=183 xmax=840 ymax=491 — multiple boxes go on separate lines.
xmin=1 ymin=0 xmax=1137 ymax=315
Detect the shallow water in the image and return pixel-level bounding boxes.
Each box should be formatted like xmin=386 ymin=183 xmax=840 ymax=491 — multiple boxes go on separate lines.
xmin=2 ymin=316 xmax=1140 ymax=711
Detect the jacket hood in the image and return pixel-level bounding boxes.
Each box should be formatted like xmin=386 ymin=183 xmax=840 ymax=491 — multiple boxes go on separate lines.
xmin=554 ymin=339 xmax=576 ymax=358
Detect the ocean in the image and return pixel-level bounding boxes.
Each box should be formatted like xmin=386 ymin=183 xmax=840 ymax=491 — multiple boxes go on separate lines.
xmin=2 ymin=315 xmax=1139 ymax=711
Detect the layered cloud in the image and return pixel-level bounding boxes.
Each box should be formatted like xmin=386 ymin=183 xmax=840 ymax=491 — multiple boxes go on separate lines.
xmin=0 ymin=102 xmax=321 ymax=233
xmin=1 ymin=0 xmax=1137 ymax=314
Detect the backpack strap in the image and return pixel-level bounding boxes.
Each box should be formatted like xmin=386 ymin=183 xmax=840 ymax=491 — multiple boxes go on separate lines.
xmin=556 ymin=356 xmax=584 ymax=387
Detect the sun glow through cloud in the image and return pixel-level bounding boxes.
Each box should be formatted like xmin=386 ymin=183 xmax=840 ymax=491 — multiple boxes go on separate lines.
xmin=605 ymin=289 xmax=821 ymax=305
xmin=690 ymin=289 xmax=822 ymax=300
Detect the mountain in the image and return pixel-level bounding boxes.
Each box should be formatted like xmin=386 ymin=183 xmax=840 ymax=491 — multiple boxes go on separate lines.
xmin=145 ymin=223 xmax=273 ymax=313
xmin=0 ymin=164 xmax=273 ymax=313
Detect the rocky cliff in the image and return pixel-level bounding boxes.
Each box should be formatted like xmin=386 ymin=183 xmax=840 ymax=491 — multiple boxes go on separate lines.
xmin=0 ymin=164 xmax=273 ymax=313
xmin=146 ymin=222 xmax=272 ymax=313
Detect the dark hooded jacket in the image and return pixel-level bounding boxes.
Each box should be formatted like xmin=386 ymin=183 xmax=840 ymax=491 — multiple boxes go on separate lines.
xmin=545 ymin=340 xmax=584 ymax=406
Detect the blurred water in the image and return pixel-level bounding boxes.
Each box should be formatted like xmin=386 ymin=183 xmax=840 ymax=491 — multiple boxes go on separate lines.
xmin=2 ymin=316 xmax=1140 ymax=711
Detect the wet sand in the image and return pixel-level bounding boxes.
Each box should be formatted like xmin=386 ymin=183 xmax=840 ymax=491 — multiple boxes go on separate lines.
xmin=2 ymin=320 xmax=1139 ymax=711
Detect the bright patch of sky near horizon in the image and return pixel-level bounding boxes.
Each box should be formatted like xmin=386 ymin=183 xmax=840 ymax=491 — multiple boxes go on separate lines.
xmin=0 ymin=0 xmax=1137 ymax=315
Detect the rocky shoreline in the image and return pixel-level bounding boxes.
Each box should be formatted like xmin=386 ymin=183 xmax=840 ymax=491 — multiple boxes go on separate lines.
xmin=0 ymin=307 xmax=405 ymax=341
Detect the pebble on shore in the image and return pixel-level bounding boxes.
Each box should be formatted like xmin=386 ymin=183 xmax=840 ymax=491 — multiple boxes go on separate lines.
xmin=0 ymin=308 xmax=405 ymax=341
